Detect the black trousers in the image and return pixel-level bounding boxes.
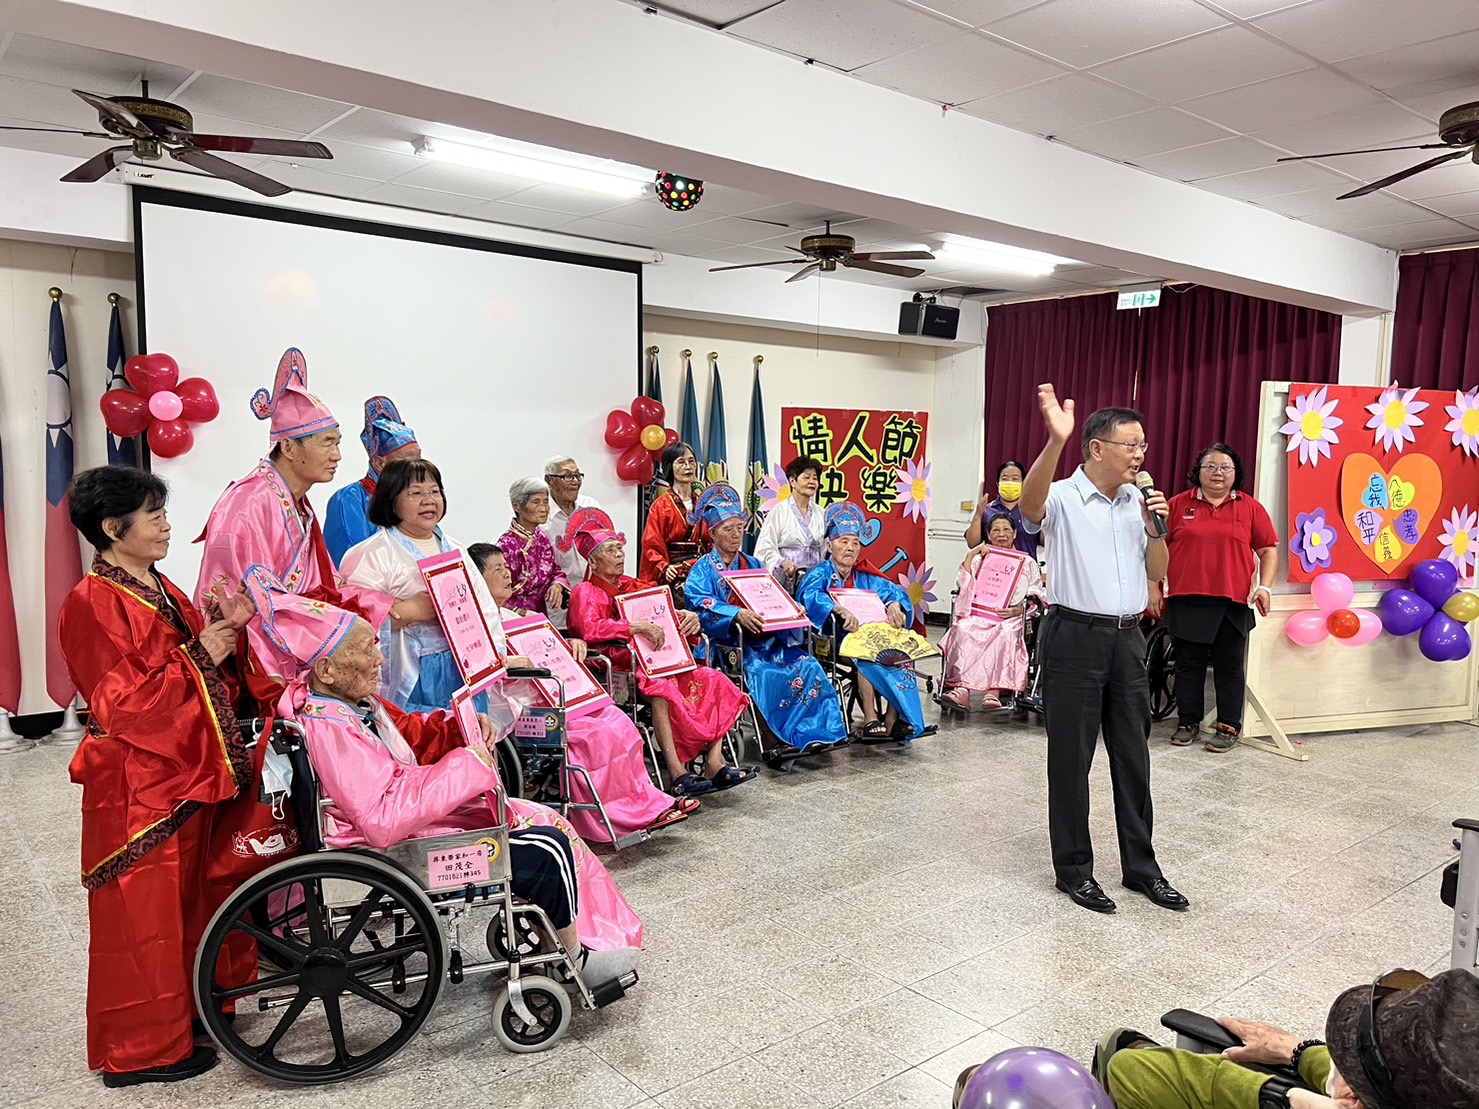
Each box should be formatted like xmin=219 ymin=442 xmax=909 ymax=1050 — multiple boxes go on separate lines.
xmin=508 ymin=827 xmax=579 ymax=930
xmin=1040 ymin=612 xmax=1161 ymax=886
xmin=1170 ymin=606 xmax=1250 ymax=730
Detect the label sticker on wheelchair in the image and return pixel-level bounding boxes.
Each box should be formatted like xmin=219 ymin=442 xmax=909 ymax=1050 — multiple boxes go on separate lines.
xmin=426 ymin=845 xmax=491 ymax=888
xmin=515 ymin=712 xmax=555 ymax=738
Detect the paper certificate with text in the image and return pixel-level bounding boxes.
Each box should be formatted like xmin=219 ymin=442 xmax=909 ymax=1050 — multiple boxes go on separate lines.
xmin=614 ymin=585 xmax=696 ymax=678
xmin=502 ymin=615 xmax=611 ymax=718
xmin=720 ymin=568 xmax=812 ymax=631
xmin=418 ymin=551 xmax=505 ymax=687
xmin=828 ymin=587 xmax=891 ymax=627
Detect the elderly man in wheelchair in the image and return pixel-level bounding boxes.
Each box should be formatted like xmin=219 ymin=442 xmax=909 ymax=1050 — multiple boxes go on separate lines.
xmin=191 ymin=574 xmax=642 ymax=1084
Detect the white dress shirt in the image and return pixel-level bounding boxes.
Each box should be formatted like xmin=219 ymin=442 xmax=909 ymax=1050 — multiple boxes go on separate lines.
xmin=1023 ymin=466 xmax=1149 ymax=617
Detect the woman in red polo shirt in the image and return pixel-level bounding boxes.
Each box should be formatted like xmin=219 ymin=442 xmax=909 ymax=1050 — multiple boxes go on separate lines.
xmin=1162 ymin=443 xmax=1279 ymax=752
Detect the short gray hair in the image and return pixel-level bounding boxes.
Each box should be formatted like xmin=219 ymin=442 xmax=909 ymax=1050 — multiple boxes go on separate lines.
xmin=543 ymin=455 xmax=577 ymax=476
xmin=509 ymin=475 xmax=548 ymax=508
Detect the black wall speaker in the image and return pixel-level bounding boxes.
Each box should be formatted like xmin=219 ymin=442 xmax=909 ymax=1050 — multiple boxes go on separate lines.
xmin=899 ymin=301 xmax=959 ymax=340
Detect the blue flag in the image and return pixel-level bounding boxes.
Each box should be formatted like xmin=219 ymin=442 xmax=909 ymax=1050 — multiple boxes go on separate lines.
xmin=645 ymin=349 xmax=663 ymax=404
xmin=743 ymin=360 xmax=769 ymax=553
xmin=680 ymin=353 xmax=703 ymax=464
xmin=704 ymin=358 xmax=728 ymax=486
xmin=104 ymin=300 xmax=137 ymax=467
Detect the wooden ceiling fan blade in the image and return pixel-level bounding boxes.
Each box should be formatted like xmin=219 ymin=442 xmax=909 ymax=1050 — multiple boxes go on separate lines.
xmin=1276 ymin=142 xmax=1452 ymax=163
xmin=1336 ymin=147 xmax=1472 ymax=199
xmin=851 ymin=250 xmax=935 ymax=261
xmin=190 ymin=135 xmax=333 ymax=158
xmin=60 ymin=145 xmax=133 ymax=183
xmin=844 ymin=258 xmax=926 ymax=278
xmin=169 ymin=145 xmax=292 ymax=196
xmin=0 ymin=124 xmax=113 ymax=138
xmin=708 ymin=259 xmax=806 ymax=272
xmin=72 ymin=89 xmax=150 ymax=138
xmin=785 ymin=262 xmax=822 ymax=284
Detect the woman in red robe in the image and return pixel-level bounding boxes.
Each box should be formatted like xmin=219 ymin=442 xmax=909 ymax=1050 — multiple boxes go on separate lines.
xmin=59 ymin=466 xmax=254 ymax=1088
xmin=639 ymin=442 xmax=710 ymax=588
xmin=566 ymin=508 xmax=752 ymax=795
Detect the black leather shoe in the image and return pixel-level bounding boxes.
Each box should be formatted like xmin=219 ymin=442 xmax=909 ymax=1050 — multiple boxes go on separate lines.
xmin=1123 ymin=876 xmax=1190 ymax=911
xmin=1055 ymin=876 xmax=1116 ymax=914
xmin=102 ymin=1046 xmax=218 ymax=1087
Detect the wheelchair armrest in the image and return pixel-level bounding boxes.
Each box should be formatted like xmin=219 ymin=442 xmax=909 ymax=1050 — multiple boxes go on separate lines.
xmin=1455 ymin=818 xmax=1479 ymax=833
xmin=1160 ymin=1009 xmax=1241 ymax=1052
xmin=506 ymin=667 xmax=553 ymax=680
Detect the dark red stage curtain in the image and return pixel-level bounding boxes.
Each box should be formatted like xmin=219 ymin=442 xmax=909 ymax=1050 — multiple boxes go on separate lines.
xmin=982 ymin=286 xmax=1342 ymax=495
xmin=1390 ymin=248 xmax=1479 ymax=392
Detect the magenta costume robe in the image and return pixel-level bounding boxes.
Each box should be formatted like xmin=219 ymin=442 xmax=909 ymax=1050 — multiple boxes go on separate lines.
xmin=498 ymin=525 xmax=568 ymax=617
xmin=194 ymin=460 xmax=393 ymax=691
xmin=940 ymin=550 xmax=1045 ymax=693
xmin=567 ymin=576 xmax=748 ymax=763
xmin=297 ymin=693 xmax=642 ymax=951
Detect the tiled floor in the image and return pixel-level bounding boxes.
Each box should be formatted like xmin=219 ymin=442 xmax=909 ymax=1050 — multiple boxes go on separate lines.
xmin=1 ymin=705 xmax=1473 ymax=1108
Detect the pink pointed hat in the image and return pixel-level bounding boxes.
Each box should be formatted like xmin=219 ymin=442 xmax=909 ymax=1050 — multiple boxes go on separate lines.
xmin=250 ymin=348 xmax=339 ymax=445
xmin=243 ymin=565 xmax=358 ymax=669
xmin=559 ymin=506 xmax=625 ymax=560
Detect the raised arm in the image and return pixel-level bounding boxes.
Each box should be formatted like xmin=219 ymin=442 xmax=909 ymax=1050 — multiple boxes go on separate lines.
xmin=1021 ymin=384 xmax=1074 ymax=526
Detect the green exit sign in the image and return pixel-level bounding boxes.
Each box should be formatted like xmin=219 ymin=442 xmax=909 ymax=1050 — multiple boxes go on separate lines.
xmin=1117 ymin=288 xmax=1162 ymax=309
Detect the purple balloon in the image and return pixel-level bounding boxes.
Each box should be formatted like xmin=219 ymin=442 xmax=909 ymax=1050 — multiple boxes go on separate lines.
xmin=1379 ymin=588 xmax=1435 ymax=637
xmin=1419 ymin=614 xmax=1473 ymax=662
xmin=1410 ymin=559 xmax=1460 ymax=609
xmin=959 ymin=1047 xmax=1113 ymax=1109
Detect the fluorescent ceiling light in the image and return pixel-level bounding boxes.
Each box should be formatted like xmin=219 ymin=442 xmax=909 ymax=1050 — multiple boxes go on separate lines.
xmin=931 ymin=238 xmax=1076 ymax=276
xmin=414 ymin=136 xmax=650 ymax=197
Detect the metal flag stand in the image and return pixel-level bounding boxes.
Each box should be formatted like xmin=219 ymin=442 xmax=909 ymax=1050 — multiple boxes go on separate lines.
xmin=47 ymin=698 xmax=85 ymax=746
xmin=0 ymin=710 xmax=35 ymax=754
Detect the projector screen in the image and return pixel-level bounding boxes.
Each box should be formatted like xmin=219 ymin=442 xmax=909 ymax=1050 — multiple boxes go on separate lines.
xmin=135 ymin=188 xmax=641 ymax=591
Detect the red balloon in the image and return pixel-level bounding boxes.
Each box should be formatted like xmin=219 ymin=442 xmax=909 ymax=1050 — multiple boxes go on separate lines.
xmin=664 ymin=428 xmax=680 ymax=448
xmin=124 ymin=352 xmax=179 ymax=397
xmin=99 ymin=390 xmax=151 ymax=437
xmin=148 ymin=417 xmax=195 ymax=458
xmin=175 ymin=377 xmax=219 ymax=422
xmin=604 ymin=410 xmax=639 ymax=448
xmin=630 ymin=396 xmax=665 ymax=429
xmin=1327 ymin=608 xmax=1361 ymax=639
xmin=616 ymin=443 xmax=655 ymax=484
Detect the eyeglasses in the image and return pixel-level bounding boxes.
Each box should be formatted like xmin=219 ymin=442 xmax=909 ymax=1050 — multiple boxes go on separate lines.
xmin=1357 ymin=968 xmax=1427 ymax=1107
xmin=1096 ymin=439 xmax=1149 ymax=455
xmin=550 ymin=473 xmax=584 ymax=483
xmin=1200 ymin=464 xmax=1236 ymax=474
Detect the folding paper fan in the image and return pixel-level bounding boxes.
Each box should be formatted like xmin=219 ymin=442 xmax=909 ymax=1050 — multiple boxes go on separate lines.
xmin=839 ymin=624 xmax=939 ymax=666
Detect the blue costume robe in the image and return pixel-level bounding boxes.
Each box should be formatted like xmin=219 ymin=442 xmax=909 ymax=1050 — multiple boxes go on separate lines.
xmin=324 ymin=471 xmax=377 ymax=566
xmin=797 ymin=560 xmax=926 ymax=739
xmin=684 ymin=550 xmax=846 ymax=752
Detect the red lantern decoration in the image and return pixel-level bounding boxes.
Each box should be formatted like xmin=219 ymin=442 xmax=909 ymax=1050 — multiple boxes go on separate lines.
xmin=603 ymin=396 xmax=679 ymax=483
xmin=100 ymin=351 xmax=219 ymax=459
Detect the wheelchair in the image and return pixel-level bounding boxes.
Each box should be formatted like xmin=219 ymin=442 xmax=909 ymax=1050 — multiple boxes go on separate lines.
xmin=810 ymin=612 xmax=939 ymax=743
xmin=192 ymin=715 xmax=638 ymax=1086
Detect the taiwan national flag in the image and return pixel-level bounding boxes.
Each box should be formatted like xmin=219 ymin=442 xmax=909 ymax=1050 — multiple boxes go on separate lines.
xmin=45 ymin=297 xmax=82 ymax=708
xmin=104 ymin=298 xmax=137 ymax=467
xmin=0 ymin=429 xmax=21 ymax=714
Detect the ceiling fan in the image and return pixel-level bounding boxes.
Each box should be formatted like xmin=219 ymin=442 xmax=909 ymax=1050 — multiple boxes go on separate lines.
xmin=1276 ymin=100 xmax=1479 ymax=200
xmin=709 ymin=220 xmax=934 ymax=283
xmin=0 ymin=84 xmax=332 ymax=197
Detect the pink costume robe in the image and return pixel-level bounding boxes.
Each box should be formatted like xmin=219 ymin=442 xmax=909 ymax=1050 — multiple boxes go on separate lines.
xmin=940 ymin=550 xmax=1045 ymax=693
xmin=296 ymin=692 xmax=642 ymax=951
xmin=194 ymin=460 xmax=393 ymax=697
xmin=497 ymin=607 xmax=673 ymax=845
xmin=567 ymin=576 xmax=747 ymax=763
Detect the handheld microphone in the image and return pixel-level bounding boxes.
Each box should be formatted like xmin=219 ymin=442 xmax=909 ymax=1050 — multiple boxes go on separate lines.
xmin=1135 ymin=471 xmax=1169 ymax=539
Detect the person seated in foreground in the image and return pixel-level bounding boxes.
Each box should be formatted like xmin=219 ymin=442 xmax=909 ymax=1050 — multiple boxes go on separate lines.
xmin=940 ymin=512 xmax=1046 ymax=710
xmin=245 ymin=571 xmax=643 ymax=982
xmin=1072 ymin=967 xmax=1477 ymax=1109
xmin=683 ymin=483 xmax=848 ymax=769
xmin=563 ymin=507 xmax=753 ymax=796
xmin=798 ymin=503 xmax=927 ymax=743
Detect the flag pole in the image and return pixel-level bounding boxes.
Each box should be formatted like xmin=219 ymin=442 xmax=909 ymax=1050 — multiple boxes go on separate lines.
xmin=47 ymin=698 xmax=85 ymax=746
xmin=0 ymin=710 xmax=34 ymax=754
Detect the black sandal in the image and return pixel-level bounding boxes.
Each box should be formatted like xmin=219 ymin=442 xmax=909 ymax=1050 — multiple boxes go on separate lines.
xmin=855 ymin=720 xmax=892 ymax=745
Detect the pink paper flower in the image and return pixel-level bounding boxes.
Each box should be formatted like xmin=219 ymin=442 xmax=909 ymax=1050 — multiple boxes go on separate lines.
xmin=896 ymin=561 xmax=938 ymax=617
xmin=1438 ymin=505 xmax=1478 ymax=576
xmin=895 ymin=459 xmax=931 ymax=522
xmin=1445 ymin=388 xmax=1479 ymax=458
xmin=1280 ymin=386 xmax=1343 ymax=466
xmin=1364 ymin=383 xmax=1428 ymax=453
xmin=758 ymin=463 xmax=790 ymax=515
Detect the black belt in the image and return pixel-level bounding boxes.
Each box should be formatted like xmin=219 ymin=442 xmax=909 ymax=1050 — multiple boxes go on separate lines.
xmin=1053 ymin=606 xmax=1141 ymax=630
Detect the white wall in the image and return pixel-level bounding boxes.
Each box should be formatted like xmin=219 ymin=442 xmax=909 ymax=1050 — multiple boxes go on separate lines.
xmin=0 ymin=238 xmax=135 ymax=715
xmin=1337 ymin=314 xmax=1390 ymax=387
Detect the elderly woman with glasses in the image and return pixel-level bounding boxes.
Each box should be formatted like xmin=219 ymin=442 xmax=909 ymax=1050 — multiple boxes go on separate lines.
xmin=640 ymin=441 xmax=708 ymax=589
xmin=499 ymin=476 xmax=571 ymax=618
xmin=1158 ymin=443 xmax=1278 ymax=753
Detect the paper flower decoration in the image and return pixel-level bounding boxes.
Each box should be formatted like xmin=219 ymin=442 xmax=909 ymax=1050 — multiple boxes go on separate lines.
xmin=758 ymin=463 xmax=790 ymax=515
xmin=1444 ymin=388 xmax=1479 ymax=458
xmin=1280 ymin=386 xmax=1343 ymax=466
xmin=896 ymin=562 xmax=938 ymax=617
xmin=1439 ymin=505 xmax=1478 ymax=577
xmin=1291 ymin=508 xmax=1338 ymax=574
xmin=896 ymin=459 xmax=931 ymax=522
xmin=1363 ymin=383 xmax=1428 ymax=453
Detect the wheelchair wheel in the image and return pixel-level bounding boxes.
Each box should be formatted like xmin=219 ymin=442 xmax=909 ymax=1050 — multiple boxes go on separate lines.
xmin=487 ymin=908 xmax=550 ymax=961
xmin=496 ymin=738 xmax=524 ymax=800
xmin=195 ymin=852 xmax=445 ymax=1085
xmin=492 ymin=975 xmax=571 ymax=1053
xmin=1145 ymin=624 xmax=1176 ymax=722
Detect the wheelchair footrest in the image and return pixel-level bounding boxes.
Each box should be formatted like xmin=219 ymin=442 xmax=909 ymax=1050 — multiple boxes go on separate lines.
xmin=589 ymin=970 xmax=637 ymax=1009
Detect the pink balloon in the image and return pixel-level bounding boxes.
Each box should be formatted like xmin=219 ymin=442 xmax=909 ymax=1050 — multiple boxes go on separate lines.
xmin=1286 ymin=610 xmax=1330 ymax=647
xmin=148 ymin=390 xmax=183 ymax=421
xmin=1310 ymin=572 xmax=1354 ymax=615
xmin=1339 ymin=608 xmax=1384 ymax=647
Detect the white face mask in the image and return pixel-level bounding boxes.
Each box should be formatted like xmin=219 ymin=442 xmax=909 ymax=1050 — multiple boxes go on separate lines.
xmin=260 ymin=741 xmax=295 ymax=816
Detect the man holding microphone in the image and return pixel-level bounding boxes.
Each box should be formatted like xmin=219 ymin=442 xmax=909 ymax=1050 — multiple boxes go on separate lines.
xmin=1020 ymin=384 xmax=1187 ymax=915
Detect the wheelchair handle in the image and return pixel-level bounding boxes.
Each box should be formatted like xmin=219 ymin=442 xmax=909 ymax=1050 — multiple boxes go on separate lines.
xmin=506 ymin=667 xmax=554 ymax=680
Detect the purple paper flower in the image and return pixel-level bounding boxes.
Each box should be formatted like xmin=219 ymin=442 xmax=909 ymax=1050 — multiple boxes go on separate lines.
xmin=1291 ymin=509 xmax=1338 ymax=574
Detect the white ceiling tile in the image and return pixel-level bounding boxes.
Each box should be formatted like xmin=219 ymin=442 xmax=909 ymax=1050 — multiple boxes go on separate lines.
xmin=701 ymin=244 xmax=806 ymax=266
xmin=1252 ymin=0 xmax=1479 ymax=63
xmin=0 ymin=33 xmax=195 ymax=95
xmin=1384 ymin=76 xmax=1479 ymax=123
xmin=549 ymin=216 xmax=663 ymax=247
xmin=1301 ymin=193 xmax=1439 ymax=231
xmin=1380 ymin=153 xmax=1479 ymax=200
xmin=656 ymin=230 xmax=769 ymax=258
xmin=380 ymin=160 xmax=538 ymax=201
xmin=172 ymin=74 xmax=352 ymax=135
xmin=0 ymin=116 xmax=117 ymax=160
xmin=1196 ymin=0 xmax=1316 ymax=16
xmin=982 ymin=0 xmax=1229 ymax=68
xmin=726 ymin=0 xmax=956 ymax=70
xmin=186 ymin=114 xmax=301 ymax=142
xmin=312 ymin=107 xmax=487 ymax=152
xmin=1351 ymin=217 xmax=1479 ymax=249
xmin=1089 ymin=26 xmax=1311 ymax=103
xmin=1180 ymin=68 xmax=1382 ymax=133
xmin=668 ymin=184 xmax=808 ymax=218
xmin=851 ymin=30 xmax=1068 ymax=104
xmin=1060 ymin=264 xmax=1154 ymax=284
xmin=739 ymin=201 xmax=866 ymax=228
xmin=1053 ymin=107 xmax=1232 ymax=160
xmin=1194 ymin=160 xmax=1350 ymax=200
xmin=958 ymin=73 xmax=1157 ymax=134
xmin=1414 ymin=190 xmax=1479 ymax=219
xmin=651 ymin=1 xmax=781 ymax=23
xmin=356 ymin=182 xmax=488 ymax=216
xmin=1334 ymin=30 xmax=1479 ymax=94
xmin=458 ymin=198 xmax=579 ymax=230
xmin=902 ymin=0 xmax=1050 ymax=28
xmin=0 ymin=75 xmax=98 ymax=126
xmin=245 ymin=162 xmax=382 ymax=198
xmin=1255 ymin=184 xmax=1417 ymax=221
xmin=499 ymin=183 xmax=658 ymax=218
xmin=1304 ymin=146 xmax=1476 ymax=197
xmin=578 ymin=198 xmax=731 ymax=232
xmin=1251 ymin=101 xmax=1434 ymax=158
xmin=1132 ymin=135 xmax=1287 ymax=179
xmin=305 ymin=141 xmax=421 ymax=181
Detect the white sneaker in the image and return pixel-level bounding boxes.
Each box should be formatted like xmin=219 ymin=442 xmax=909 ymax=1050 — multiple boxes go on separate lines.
xmin=577 ymin=946 xmax=641 ymax=985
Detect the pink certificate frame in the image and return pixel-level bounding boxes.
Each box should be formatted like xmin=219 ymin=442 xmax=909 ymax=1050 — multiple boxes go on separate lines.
xmin=502 ymin=615 xmax=612 ymax=718
xmin=418 ymin=551 xmax=505 ymax=688
xmin=720 ymin=568 xmax=811 ymax=632
xmin=829 ymin=587 xmax=891 ymax=626
xmin=969 ymin=548 xmax=1029 ymax=618
xmin=614 ymin=585 xmax=696 ymax=679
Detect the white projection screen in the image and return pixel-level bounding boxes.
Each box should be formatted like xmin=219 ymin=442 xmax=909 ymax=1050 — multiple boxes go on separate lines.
xmin=135 ymin=189 xmax=641 ymax=590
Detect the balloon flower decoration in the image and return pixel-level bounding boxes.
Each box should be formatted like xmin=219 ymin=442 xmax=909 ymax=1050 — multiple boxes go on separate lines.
xmin=99 ymin=353 xmax=220 ymax=459
xmin=1378 ymin=559 xmax=1477 ymax=662
xmin=603 ymin=396 xmax=679 ymax=485
xmin=1285 ymin=571 xmax=1383 ymax=648
xmin=957 ymin=1046 xmax=1112 ymax=1109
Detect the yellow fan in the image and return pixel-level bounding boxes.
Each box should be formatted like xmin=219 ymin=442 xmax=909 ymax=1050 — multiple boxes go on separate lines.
xmin=840 ymin=624 xmax=939 ymax=666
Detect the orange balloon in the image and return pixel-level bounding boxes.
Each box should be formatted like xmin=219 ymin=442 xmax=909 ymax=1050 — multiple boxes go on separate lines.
xmin=640 ymin=423 xmax=667 ymax=451
xmin=1327 ymin=608 xmax=1361 ymax=639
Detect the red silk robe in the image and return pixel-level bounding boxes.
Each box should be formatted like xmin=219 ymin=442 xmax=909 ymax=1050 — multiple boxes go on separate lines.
xmin=639 ymin=489 xmax=710 ymax=587
xmin=59 ymin=556 xmax=251 ymax=1074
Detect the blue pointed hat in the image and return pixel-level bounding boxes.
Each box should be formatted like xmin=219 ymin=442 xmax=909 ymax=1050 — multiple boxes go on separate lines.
xmin=360 ymin=395 xmax=417 ymax=459
xmin=824 ymin=502 xmax=867 ymax=539
xmin=691 ymin=482 xmax=745 ymax=528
